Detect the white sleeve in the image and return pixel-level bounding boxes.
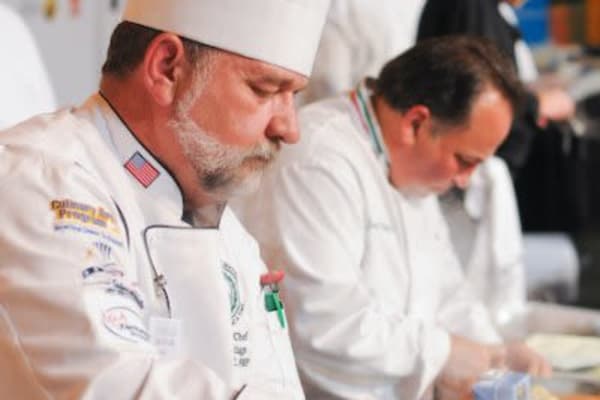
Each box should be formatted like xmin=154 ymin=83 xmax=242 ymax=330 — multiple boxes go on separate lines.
xmin=486 ymin=157 xmax=527 ymax=329
xmin=433 ymin=203 xmax=502 ymax=345
xmin=241 ymin=152 xmax=450 ymax=392
xmin=0 ymin=149 xmax=231 ymax=399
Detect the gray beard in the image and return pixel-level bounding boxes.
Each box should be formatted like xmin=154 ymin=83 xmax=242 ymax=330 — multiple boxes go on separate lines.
xmin=168 ymin=76 xmax=278 ymax=203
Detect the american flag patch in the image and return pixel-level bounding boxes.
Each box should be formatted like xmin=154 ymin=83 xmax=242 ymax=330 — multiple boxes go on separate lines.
xmin=124 ymin=152 xmax=159 ymax=188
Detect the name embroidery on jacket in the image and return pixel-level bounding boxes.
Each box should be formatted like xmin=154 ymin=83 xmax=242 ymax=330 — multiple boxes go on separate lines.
xmin=50 ymin=198 xmax=123 ymax=247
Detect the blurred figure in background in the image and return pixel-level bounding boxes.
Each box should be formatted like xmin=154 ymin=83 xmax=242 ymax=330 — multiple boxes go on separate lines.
xmin=0 ymin=3 xmax=56 ymax=129
xmin=419 ymin=0 xmax=582 ymax=309
xmin=298 ymin=0 xmax=426 ymax=106
xmin=418 ymin=0 xmax=575 ymax=177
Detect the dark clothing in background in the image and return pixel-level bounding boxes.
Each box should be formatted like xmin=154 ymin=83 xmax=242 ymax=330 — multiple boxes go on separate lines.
xmin=417 ymin=0 xmax=587 ymax=232
xmin=418 ymin=0 xmax=519 ymax=61
xmin=417 ymin=0 xmax=540 ymax=177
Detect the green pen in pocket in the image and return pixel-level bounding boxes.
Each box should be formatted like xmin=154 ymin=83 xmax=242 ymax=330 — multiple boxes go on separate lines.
xmin=260 ymin=270 xmax=286 ymax=329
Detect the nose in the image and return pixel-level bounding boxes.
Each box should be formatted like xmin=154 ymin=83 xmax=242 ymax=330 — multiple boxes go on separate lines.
xmin=452 ymin=169 xmax=473 ymax=189
xmin=266 ymin=92 xmax=300 ymax=144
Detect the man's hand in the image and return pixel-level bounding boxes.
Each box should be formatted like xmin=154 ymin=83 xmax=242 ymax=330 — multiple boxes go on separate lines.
xmin=505 ymin=342 xmax=553 ymax=378
xmin=537 ymin=88 xmax=575 ymax=127
xmin=436 ymin=340 xmax=552 ymax=399
xmin=435 ymin=335 xmax=505 ymax=400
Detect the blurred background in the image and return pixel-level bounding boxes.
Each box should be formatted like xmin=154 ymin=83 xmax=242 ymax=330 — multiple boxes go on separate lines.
xmin=514 ymin=0 xmax=600 ymax=309
xmin=0 ymin=0 xmax=124 ymax=106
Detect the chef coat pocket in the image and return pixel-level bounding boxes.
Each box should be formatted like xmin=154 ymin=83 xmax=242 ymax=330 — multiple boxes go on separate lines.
xmin=251 ymin=288 xmax=301 ymax=392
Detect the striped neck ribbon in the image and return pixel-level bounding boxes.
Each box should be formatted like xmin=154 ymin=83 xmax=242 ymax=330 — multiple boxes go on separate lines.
xmin=349 ymin=80 xmax=390 ymax=168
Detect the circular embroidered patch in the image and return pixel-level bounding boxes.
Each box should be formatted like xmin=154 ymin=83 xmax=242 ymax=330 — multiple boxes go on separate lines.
xmin=222 ymin=262 xmax=244 ymax=325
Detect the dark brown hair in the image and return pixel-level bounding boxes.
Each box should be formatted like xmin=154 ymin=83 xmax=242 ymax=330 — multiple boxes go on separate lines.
xmin=373 ymin=35 xmax=525 ymax=128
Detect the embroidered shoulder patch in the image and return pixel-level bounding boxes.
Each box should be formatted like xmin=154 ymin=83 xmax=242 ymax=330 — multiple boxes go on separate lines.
xmin=50 ymin=199 xmax=123 ymax=247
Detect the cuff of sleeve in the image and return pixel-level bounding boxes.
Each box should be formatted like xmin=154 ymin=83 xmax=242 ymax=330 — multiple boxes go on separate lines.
xmin=419 ymin=326 xmax=451 ymax=395
xmin=470 ymin=305 xmax=504 ymax=345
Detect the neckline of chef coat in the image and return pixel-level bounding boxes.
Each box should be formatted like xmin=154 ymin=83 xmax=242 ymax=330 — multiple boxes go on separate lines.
xmin=83 ymin=93 xmax=185 ymax=225
xmin=349 ymin=80 xmax=391 ymax=170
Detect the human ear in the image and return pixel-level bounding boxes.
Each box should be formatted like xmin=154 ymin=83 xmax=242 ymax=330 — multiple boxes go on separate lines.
xmin=397 ymin=105 xmax=430 ymax=145
xmin=405 ymin=105 xmax=431 ymax=140
xmin=142 ymin=33 xmax=187 ymax=107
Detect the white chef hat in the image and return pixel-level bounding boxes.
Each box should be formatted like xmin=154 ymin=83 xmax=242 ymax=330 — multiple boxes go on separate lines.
xmin=122 ymin=0 xmax=331 ymax=77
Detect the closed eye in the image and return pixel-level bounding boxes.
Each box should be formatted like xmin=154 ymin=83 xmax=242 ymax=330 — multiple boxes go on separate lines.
xmin=251 ymin=85 xmax=276 ymax=98
xmin=455 ymin=154 xmax=480 ymax=169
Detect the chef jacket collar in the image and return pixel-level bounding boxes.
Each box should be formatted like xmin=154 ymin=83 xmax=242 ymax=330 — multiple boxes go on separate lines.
xmin=84 ymin=93 xmax=185 ymax=224
xmin=349 ymin=79 xmax=391 ymax=171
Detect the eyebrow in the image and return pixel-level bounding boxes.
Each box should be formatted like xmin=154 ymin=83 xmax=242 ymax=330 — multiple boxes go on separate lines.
xmin=250 ymin=74 xmax=300 ymax=92
xmin=245 ymin=62 xmax=306 ymax=90
xmin=252 ymin=75 xmax=289 ymax=86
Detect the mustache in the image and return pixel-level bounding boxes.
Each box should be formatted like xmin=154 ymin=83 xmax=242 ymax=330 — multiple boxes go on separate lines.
xmin=201 ymin=139 xmax=280 ymax=192
xmin=242 ymin=138 xmax=281 ymax=164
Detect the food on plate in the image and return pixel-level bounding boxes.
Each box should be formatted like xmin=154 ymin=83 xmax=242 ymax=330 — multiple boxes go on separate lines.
xmin=531 ymin=384 xmax=600 ymax=400
xmin=532 ymin=385 xmax=559 ymax=400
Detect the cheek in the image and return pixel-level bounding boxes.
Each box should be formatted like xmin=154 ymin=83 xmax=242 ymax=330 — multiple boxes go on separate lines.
xmin=416 ymin=143 xmax=453 ymax=181
xmin=225 ymin=108 xmax=272 ymax=146
xmin=430 ymin=157 xmax=458 ymax=180
xmin=197 ymin=97 xmax=273 ymax=147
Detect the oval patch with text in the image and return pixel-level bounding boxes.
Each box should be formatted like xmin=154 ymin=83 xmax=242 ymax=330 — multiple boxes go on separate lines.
xmin=102 ymin=306 xmax=149 ymax=343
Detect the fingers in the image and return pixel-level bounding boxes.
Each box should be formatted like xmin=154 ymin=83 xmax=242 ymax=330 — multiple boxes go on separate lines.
xmin=527 ymin=357 xmax=542 ymax=376
xmin=488 ymin=344 xmax=507 ymax=370
xmin=526 ymin=353 xmax=553 ymax=378
xmin=505 ymin=342 xmax=553 ymax=378
xmin=537 ymin=88 xmax=575 ymax=121
xmin=436 ymin=386 xmax=470 ymax=400
xmin=539 ymin=357 xmax=553 ymax=378
xmin=446 ymin=336 xmax=503 ymax=381
xmin=436 ymin=376 xmax=475 ymax=400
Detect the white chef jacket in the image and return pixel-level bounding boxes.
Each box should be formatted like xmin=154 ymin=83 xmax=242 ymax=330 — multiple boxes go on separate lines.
xmin=298 ymin=0 xmax=426 ymax=106
xmin=0 ymin=4 xmax=56 ymax=129
xmin=0 ymin=94 xmax=303 ymax=399
xmin=234 ymin=82 xmax=501 ymax=399
xmin=440 ymin=157 xmax=527 ymax=331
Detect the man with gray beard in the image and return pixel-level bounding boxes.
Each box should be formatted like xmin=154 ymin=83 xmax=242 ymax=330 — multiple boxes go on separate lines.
xmin=0 ymin=0 xmax=329 ymax=399
xmin=171 ymin=72 xmax=281 ymax=208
